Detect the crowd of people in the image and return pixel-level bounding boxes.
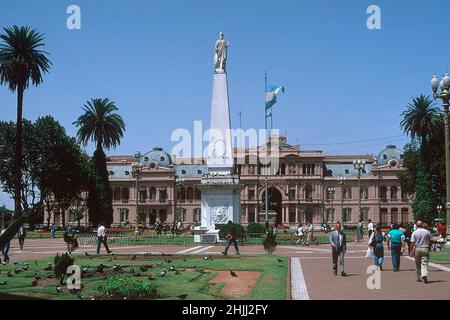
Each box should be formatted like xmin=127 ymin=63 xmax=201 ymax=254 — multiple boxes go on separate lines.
xmin=329 ymin=219 xmax=447 ymax=284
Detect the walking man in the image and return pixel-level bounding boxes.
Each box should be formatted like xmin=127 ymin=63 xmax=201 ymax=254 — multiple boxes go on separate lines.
xmin=0 ymin=227 xmax=10 ymax=265
xmin=330 ymin=222 xmax=347 ymax=276
xmin=96 ymin=223 xmax=112 ymax=255
xmin=410 ymin=220 xmax=432 ymax=283
xmin=18 ymin=224 xmax=26 ymax=250
xmin=222 ymin=220 xmax=240 ymax=256
xmin=387 ymin=223 xmax=405 ymax=272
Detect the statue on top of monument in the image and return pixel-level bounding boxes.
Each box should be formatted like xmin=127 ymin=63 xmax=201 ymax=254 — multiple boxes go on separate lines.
xmin=214 ymin=32 xmax=229 ymax=73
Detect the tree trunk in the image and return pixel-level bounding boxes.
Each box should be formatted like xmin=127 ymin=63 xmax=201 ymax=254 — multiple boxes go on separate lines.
xmin=14 ymin=85 xmax=24 ymax=217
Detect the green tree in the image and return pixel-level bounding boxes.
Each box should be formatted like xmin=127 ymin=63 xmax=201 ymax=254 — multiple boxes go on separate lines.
xmin=0 ymin=116 xmax=88 ymax=246
xmin=400 ymin=95 xmax=440 ymax=156
xmin=73 ymin=98 xmax=125 ymax=227
xmin=412 ymin=156 xmax=434 ymax=223
xmin=0 ymin=26 xmax=51 ymax=218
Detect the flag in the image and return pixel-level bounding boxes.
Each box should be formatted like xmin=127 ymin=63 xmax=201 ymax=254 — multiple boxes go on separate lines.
xmin=265 ymin=85 xmax=284 ymax=110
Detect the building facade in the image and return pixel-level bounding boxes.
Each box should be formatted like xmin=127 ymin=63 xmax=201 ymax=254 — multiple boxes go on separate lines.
xmin=46 ymin=137 xmax=413 ymax=228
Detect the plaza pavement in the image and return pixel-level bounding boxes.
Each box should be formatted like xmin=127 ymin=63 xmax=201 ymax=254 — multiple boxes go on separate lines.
xmin=2 ymin=238 xmax=450 ymax=300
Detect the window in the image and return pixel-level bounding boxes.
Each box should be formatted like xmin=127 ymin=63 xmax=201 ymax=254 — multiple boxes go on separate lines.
xmin=343 ymin=187 xmax=352 ymax=200
xmin=150 ymin=187 xmax=157 ymax=200
xmin=381 ymin=208 xmax=388 ymax=224
xmin=125 ymin=171 xmax=130 ymax=176
xmin=401 ymin=208 xmax=409 ymax=224
xmin=326 ymin=189 xmax=335 ymax=200
xmin=160 ymin=156 xmax=165 ymax=161
xmin=186 ymin=187 xmax=194 ymax=202
xmin=380 ymin=186 xmax=387 ymax=201
xmin=248 ymin=189 xmax=255 ymax=200
xmin=159 ymin=189 xmax=167 ymax=202
xmin=193 ymin=208 xmax=201 ymax=223
xmin=120 ymin=209 xmax=129 ymax=224
xmin=344 ymin=169 xmax=349 ymax=174
xmin=280 ymin=163 xmax=286 ymax=175
xmin=311 ymin=164 xmax=315 ymax=175
xmin=178 ymin=187 xmax=185 ymax=203
xmin=198 ymin=170 xmax=202 ymax=175
xmin=305 ymin=185 xmax=313 ymax=200
xmin=114 ymin=188 xmax=121 ymax=202
xmin=391 ymin=208 xmax=399 ymax=223
xmin=361 ymin=208 xmax=369 ymax=221
xmin=289 ymin=206 xmax=296 ymax=223
xmin=302 ymin=164 xmax=307 ymax=175
xmin=139 ymin=187 xmax=147 ymax=203
xmin=391 ymin=186 xmax=398 ymax=200
xmin=401 ymin=190 xmax=408 ymax=202
xmin=326 ymin=208 xmax=335 ymax=223
xmin=122 ymin=188 xmax=129 ymax=203
xmin=307 ymin=164 xmax=311 ymax=175
xmin=288 ymin=189 xmax=296 ymax=201
xmin=342 ymin=208 xmax=352 ymax=222
xmin=360 ymin=187 xmax=369 ymax=200
xmin=109 ymin=171 xmax=114 ymax=176
xmin=194 ymin=188 xmax=201 ymax=200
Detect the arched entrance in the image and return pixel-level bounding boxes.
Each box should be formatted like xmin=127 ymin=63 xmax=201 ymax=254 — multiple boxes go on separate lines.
xmin=305 ymin=207 xmax=313 ymax=224
xmin=262 ymin=187 xmax=283 ymax=226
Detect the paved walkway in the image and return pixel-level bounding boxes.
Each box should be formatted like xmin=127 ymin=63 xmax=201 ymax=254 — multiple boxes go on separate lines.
xmin=2 ymin=238 xmax=450 ymax=299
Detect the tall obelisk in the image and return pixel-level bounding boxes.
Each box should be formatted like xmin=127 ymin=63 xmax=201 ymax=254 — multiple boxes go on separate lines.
xmin=195 ymin=32 xmax=243 ymax=243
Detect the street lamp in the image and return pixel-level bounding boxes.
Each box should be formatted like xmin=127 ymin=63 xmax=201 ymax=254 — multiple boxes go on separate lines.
xmin=132 ymin=152 xmax=143 ymax=231
xmin=437 ymin=204 xmax=443 ymax=224
xmin=353 ymin=159 xmax=366 ymax=222
xmin=337 ymin=176 xmax=346 ymax=224
xmin=431 ymin=73 xmax=450 ymax=242
xmin=327 ymin=187 xmax=336 ymax=223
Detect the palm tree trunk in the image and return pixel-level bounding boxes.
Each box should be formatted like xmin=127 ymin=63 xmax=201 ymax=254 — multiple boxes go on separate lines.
xmin=14 ymin=84 xmax=24 ymax=217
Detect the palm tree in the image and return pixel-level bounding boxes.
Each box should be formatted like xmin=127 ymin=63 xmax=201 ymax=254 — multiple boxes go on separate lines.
xmin=73 ymin=98 xmax=125 ymax=152
xmin=0 ymin=26 xmax=51 ymax=217
xmin=73 ymin=98 xmax=125 ymax=227
xmin=400 ymin=94 xmax=441 ymax=150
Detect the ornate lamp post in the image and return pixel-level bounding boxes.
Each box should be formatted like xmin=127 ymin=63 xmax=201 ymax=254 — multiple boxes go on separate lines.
xmin=132 ymin=152 xmax=143 ymax=231
xmin=431 ymin=73 xmax=450 ymax=242
xmin=327 ymin=187 xmax=336 ymax=223
xmin=353 ymin=159 xmax=366 ymax=222
xmin=337 ymin=176 xmax=346 ymax=224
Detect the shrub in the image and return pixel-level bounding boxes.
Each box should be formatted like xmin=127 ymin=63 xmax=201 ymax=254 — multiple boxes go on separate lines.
xmin=217 ymin=223 xmax=245 ymax=240
xmin=246 ymin=223 xmax=266 ymax=234
xmin=263 ymin=228 xmax=277 ymax=254
xmin=98 ymin=274 xmax=157 ymax=299
xmin=54 ymin=253 xmax=75 ymax=284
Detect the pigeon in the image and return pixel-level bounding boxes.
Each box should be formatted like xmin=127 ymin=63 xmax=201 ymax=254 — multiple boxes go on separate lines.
xmin=148 ymin=275 xmax=155 ymax=281
xmin=96 ymin=264 xmax=105 ymax=273
xmin=56 ymin=285 xmax=63 ymax=293
xmin=13 ymin=262 xmax=18 ymax=265
xmin=178 ymin=293 xmax=188 ymax=300
xmin=131 ymin=255 xmax=137 ymax=261
xmin=22 ymin=265 xmax=29 ymax=271
xmin=159 ymin=271 xmax=166 ymax=277
xmin=112 ymin=265 xmax=122 ymax=272
xmin=165 ymin=259 xmax=172 ymax=264
xmin=209 ymin=255 xmax=214 ymax=261
xmin=14 ymin=267 xmax=21 ymax=274
xmin=144 ymin=264 xmax=153 ymax=269
xmin=230 ymin=270 xmax=238 ymax=277
xmin=34 ymin=273 xmax=41 ymax=281
xmin=129 ymin=268 xmax=135 ymax=274
xmin=277 ymin=258 xmax=283 ymax=263
xmin=204 ymin=256 xmax=209 ymax=260
xmin=169 ymin=266 xmax=176 ymax=272
xmin=134 ymin=272 xmax=142 ymax=277
xmin=31 ymin=280 xmax=38 ymax=287
xmin=0 ymin=281 xmax=6 ymax=285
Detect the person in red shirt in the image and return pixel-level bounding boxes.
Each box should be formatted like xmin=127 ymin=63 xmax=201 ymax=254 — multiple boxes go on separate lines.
xmin=438 ymin=223 xmax=446 ymax=238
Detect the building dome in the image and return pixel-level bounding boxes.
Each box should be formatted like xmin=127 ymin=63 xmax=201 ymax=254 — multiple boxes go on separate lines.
xmin=140 ymin=147 xmax=172 ymax=167
xmin=377 ymin=145 xmax=403 ymax=167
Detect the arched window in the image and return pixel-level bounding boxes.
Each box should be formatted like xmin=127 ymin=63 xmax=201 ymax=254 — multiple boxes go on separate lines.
xmin=381 ymin=208 xmax=388 ymax=224
xmin=401 ymin=208 xmax=409 ymax=224
xmin=311 ymin=164 xmax=315 ymax=175
xmin=302 ymin=164 xmax=307 ymax=175
xmin=186 ymin=187 xmax=194 ymax=202
xmin=307 ymin=164 xmax=311 ymax=175
xmin=391 ymin=208 xmax=399 ymax=223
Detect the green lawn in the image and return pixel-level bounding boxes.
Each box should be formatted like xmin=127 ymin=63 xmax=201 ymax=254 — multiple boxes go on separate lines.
xmin=0 ymin=253 xmax=288 ymax=300
xmin=430 ymin=248 xmax=450 ymax=263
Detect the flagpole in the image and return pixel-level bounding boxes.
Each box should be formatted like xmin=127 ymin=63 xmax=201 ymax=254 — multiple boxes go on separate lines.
xmin=264 ymin=71 xmax=269 ymax=224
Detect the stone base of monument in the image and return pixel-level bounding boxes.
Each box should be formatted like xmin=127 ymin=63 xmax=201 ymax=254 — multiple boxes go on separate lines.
xmin=193 ymin=226 xmax=220 ymax=243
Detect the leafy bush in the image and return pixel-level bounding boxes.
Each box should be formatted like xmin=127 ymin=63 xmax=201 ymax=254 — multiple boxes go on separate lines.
xmin=217 ymin=223 xmax=245 ymax=240
xmin=263 ymin=228 xmax=277 ymax=254
xmin=98 ymin=274 xmax=157 ymax=299
xmin=54 ymin=253 xmax=75 ymax=284
xmin=246 ymin=223 xmax=266 ymax=234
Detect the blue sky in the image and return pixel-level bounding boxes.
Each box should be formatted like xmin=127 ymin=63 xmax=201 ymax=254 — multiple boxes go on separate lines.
xmin=1 ymin=0 xmax=449 ymax=208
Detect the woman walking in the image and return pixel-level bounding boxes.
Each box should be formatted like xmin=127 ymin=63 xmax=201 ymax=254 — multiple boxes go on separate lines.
xmin=369 ymin=224 xmax=385 ymax=270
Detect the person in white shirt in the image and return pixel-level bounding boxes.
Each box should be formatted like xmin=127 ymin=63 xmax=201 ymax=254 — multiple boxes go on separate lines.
xmin=0 ymin=228 xmax=10 ymax=264
xmin=296 ymin=224 xmax=305 ymax=245
xmin=367 ymin=219 xmax=374 ymax=239
xmin=96 ymin=223 xmax=112 ymax=254
xmin=410 ymin=220 xmax=432 ymax=283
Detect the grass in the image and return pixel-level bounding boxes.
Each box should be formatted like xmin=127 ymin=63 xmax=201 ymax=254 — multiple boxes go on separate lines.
xmin=0 ymin=253 xmax=287 ymax=300
xmin=430 ymin=248 xmax=450 ymax=263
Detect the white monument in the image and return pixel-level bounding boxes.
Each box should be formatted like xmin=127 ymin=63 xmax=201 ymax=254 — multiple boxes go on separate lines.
xmin=194 ymin=32 xmax=244 ymax=243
